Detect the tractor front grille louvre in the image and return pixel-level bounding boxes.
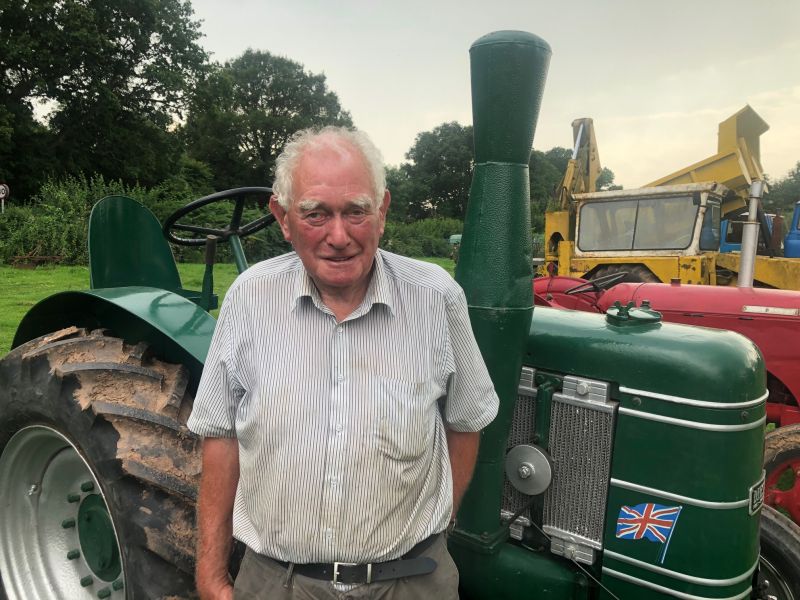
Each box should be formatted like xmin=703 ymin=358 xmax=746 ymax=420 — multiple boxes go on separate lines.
xmin=502 ymin=367 xmax=538 ymax=521
xmin=542 ymin=392 xmax=616 ymax=548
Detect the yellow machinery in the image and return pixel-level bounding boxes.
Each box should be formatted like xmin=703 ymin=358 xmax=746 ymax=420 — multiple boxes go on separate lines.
xmin=543 ymin=106 xmax=800 ymax=290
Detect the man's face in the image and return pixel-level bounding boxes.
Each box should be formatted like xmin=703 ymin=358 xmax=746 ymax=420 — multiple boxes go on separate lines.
xmin=270 ymin=143 xmax=390 ymax=300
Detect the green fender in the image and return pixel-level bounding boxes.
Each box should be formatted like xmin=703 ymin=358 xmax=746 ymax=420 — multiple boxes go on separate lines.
xmin=13 ymin=287 xmax=216 ymax=387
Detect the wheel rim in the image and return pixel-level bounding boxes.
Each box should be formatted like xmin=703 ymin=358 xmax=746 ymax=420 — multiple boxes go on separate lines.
xmin=0 ymin=426 xmax=125 ymax=599
xmin=766 ymin=454 xmax=800 ymax=525
xmin=759 ymin=554 xmax=797 ymax=600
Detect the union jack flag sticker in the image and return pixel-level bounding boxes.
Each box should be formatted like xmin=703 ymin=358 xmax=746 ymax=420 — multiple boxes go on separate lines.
xmin=616 ymin=503 xmax=682 ymax=563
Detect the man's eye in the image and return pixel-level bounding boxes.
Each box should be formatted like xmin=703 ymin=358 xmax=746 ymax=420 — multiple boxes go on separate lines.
xmin=305 ymin=211 xmax=325 ymax=222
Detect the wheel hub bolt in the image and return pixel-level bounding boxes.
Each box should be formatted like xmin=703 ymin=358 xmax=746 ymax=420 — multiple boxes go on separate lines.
xmin=97 ymin=587 xmax=111 ymax=598
xmin=80 ymin=575 xmax=93 ymax=587
xmin=62 ymin=518 xmax=76 ymax=529
xmin=518 ymin=463 xmax=534 ymax=479
xmin=112 ymin=580 xmax=124 ymax=591
xmin=67 ymin=549 xmax=80 ymax=560
xmin=67 ymin=493 xmax=81 ymax=503
xmin=80 ymin=481 xmax=95 ymax=492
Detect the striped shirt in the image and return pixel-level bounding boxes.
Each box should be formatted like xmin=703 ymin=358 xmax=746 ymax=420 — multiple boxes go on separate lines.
xmin=187 ymin=249 xmax=499 ymax=563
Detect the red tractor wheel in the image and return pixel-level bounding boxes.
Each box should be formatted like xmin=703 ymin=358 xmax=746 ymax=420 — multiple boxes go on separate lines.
xmin=764 ymin=424 xmax=800 ymax=526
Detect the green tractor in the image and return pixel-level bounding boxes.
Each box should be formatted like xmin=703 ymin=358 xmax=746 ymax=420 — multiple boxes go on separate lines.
xmin=1 ymin=31 xmax=799 ymax=600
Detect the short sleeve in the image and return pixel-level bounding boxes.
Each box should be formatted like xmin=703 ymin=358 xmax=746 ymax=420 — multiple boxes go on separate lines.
xmin=442 ymin=284 xmax=499 ymax=432
xmin=187 ymin=294 xmax=244 ymax=438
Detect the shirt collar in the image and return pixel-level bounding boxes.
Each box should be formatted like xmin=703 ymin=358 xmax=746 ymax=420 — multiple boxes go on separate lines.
xmin=290 ymin=249 xmax=395 ymax=318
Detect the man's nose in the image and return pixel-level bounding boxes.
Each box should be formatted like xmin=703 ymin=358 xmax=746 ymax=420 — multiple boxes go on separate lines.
xmin=325 ymin=215 xmax=351 ymax=248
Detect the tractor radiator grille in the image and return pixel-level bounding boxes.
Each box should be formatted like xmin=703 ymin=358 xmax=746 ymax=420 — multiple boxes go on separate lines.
xmin=502 ymin=367 xmax=537 ymax=522
xmin=543 ymin=377 xmax=616 ymax=558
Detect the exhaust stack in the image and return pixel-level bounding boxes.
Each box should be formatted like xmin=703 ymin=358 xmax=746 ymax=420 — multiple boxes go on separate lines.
xmin=737 ymin=179 xmax=766 ymax=288
xmin=454 ymin=30 xmax=551 ymax=542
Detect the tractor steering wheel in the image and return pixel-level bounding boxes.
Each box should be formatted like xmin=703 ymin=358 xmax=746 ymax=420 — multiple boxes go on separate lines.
xmin=163 ymin=187 xmax=275 ymax=246
xmin=564 ymin=271 xmax=629 ymax=295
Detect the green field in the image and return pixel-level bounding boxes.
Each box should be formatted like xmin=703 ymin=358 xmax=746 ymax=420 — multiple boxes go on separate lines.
xmin=0 ymin=258 xmax=454 ymax=354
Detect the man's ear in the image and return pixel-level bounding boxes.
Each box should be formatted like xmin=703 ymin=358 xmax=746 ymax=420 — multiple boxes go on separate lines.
xmin=378 ymin=189 xmax=391 ymax=234
xmin=269 ymin=196 xmax=292 ymax=242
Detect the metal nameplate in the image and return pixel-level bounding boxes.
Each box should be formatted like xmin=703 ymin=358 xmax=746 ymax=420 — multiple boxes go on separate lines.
xmin=749 ymin=470 xmax=765 ymax=515
xmin=742 ymin=305 xmax=799 ymax=316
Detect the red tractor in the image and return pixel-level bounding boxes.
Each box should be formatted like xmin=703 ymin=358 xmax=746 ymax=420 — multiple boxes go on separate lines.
xmin=533 ymin=274 xmax=800 ymax=528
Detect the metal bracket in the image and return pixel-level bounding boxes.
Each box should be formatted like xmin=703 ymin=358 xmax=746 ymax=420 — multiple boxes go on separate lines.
xmin=500 ymin=509 xmax=531 ymax=541
xmin=547 ymin=532 xmax=597 ymax=564
xmin=518 ymin=366 xmax=537 ymax=397
xmin=558 ymin=376 xmax=612 ymax=411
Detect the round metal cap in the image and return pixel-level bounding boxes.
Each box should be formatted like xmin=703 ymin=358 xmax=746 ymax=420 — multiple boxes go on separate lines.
xmin=505 ymin=444 xmax=553 ymax=496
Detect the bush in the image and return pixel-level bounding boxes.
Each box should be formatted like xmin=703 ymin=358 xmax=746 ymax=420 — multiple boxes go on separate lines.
xmin=382 ymin=218 xmax=462 ymax=258
xmin=0 ymin=174 xmax=139 ymax=264
xmin=0 ymin=176 xmax=461 ymax=266
xmin=0 ymin=166 xmax=233 ymax=265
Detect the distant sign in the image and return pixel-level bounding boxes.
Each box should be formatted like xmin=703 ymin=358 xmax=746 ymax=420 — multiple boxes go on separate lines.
xmin=0 ymin=184 xmax=8 ymax=213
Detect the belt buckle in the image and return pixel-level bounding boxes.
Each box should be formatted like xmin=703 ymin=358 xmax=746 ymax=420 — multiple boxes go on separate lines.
xmin=332 ymin=562 xmax=373 ymax=584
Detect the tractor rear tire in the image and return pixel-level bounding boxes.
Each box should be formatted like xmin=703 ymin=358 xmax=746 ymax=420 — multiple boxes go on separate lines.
xmin=758 ymin=505 xmax=800 ymax=599
xmin=590 ymin=264 xmax=659 ymax=284
xmin=764 ymin=424 xmax=800 ymax=527
xmin=0 ymin=327 xmax=201 ymax=600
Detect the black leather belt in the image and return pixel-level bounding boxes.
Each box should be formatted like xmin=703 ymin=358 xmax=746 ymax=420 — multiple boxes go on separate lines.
xmin=272 ymin=534 xmax=439 ymax=584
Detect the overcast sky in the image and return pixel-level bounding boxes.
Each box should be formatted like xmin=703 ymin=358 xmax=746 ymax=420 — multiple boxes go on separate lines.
xmin=190 ymin=0 xmax=799 ymax=188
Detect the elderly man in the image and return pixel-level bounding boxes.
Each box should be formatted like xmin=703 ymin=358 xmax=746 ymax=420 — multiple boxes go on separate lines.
xmin=188 ymin=126 xmax=499 ymax=599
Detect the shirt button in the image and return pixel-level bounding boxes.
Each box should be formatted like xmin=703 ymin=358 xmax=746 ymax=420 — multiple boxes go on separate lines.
xmin=337 ymin=372 xmax=344 ymax=381
xmin=330 ymin=477 xmax=338 ymax=487
xmin=335 ymin=424 xmax=343 ymax=433
xmin=337 ymin=326 xmax=343 ymax=334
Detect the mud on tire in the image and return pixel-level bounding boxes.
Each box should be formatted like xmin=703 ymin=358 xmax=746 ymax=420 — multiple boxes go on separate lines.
xmin=764 ymin=423 xmax=800 ymax=527
xmin=0 ymin=327 xmax=200 ymax=600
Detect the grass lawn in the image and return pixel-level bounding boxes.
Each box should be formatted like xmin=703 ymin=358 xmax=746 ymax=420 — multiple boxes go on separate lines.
xmin=0 ymin=257 xmax=454 ymax=354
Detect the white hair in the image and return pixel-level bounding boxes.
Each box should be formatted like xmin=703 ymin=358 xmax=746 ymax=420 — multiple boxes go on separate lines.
xmin=272 ymin=126 xmax=386 ymax=210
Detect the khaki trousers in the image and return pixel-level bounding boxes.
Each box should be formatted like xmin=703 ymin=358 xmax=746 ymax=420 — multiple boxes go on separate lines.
xmin=233 ymin=534 xmax=459 ymax=599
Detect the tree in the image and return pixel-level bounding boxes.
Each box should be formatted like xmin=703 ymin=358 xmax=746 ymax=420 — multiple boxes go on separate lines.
xmin=765 ymin=162 xmax=800 ymax=214
xmin=385 ymin=165 xmax=428 ymax=222
xmin=0 ymin=0 xmax=207 ymax=196
xmin=183 ymin=50 xmax=353 ymax=190
xmin=528 ymin=148 xmax=569 ymax=231
xmin=542 ymin=147 xmax=572 ymax=177
xmin=0 ymin=104 xmax=58 ymax=200
xmin=394 ymin=126 xmax=619 ymax=232
xmin=529 ymin=149 xmax=564 ymax=203
xmin=402 ymin=122 xmax=474 ymax=219
xmin=596 ymin=167 xmax=621 ymax=190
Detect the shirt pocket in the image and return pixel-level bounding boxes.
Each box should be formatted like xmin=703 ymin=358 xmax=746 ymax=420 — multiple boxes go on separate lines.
xmin=372 ymin=376 xmax=437 ymax=462
xmin=236 ymin=376 xmax=316 ymax=456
